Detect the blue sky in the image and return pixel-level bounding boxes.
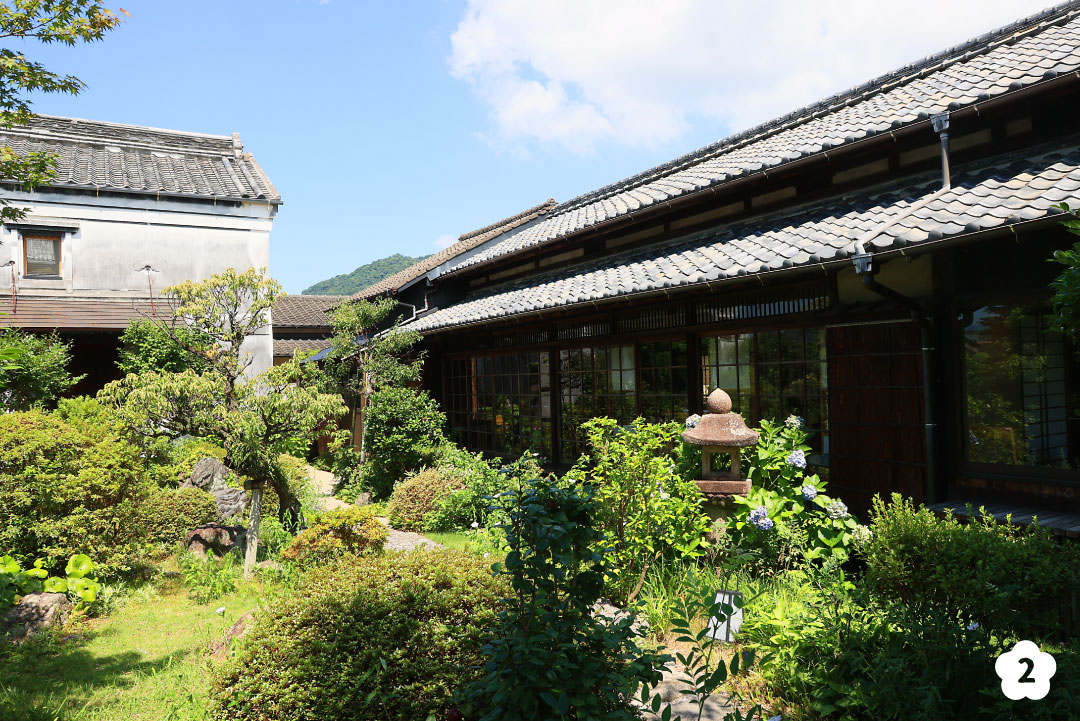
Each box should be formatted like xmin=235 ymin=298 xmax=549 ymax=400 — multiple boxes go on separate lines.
xmin=21 ymin=0 xmax=1051 ymax=293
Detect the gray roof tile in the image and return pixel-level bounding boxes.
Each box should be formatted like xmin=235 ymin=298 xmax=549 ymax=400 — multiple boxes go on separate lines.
xmin=0 ymin=115 xmax=279 ymax=202
xmin=411 ymin=141 xmax=1080 ymax=334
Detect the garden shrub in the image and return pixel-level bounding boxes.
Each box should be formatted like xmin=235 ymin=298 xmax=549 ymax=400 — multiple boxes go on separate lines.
xmin=386 ymin=466 xmax=467 ymax=532
xmin=461 ymin=474 xmax=670 ymax=721
xmin=567 ymin=417 xmax=710 ymax=605
xmin=0 ymin=329 xmax=83 ymax=410
xmin=361 ymin=385 xmax=446 ymax=499
xmin=211 ymin=550 xmax=508 ymax=721
xmin=864 ymin=493 xmax=1080 ymax=640
xmin=280 ymin=506 xmax=386 ymax=565
xmin=0 ymin=410 xmax=153 ymax=578
xmin=53 ymin=396 xmax=119 ymax=441
xmin=116 ymin=318 xmax=211 ymax=375
xmin=140 ymin=487 xmax=219 ymax=546
xmin=424 ymin=449 xmax=542 ymax=533
xmin=145 ymin=435 xmax=226 ymax=488
xmin=739 ymin=567 xmax=1080 ymax=721
xmin=727 ymin=417 xmax=865 ymax=571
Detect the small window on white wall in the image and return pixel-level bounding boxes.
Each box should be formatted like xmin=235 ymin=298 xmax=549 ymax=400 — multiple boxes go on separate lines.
xmin=23 ymin=234 xmax=61 ymax=276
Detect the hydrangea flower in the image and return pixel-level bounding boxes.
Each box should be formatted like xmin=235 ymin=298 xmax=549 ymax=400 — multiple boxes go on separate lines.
xmin=685 ymin=414 xmax=702 ymax=429
xmin=785 ymin=414 xmax=804 ymax=429
xmin=826 ymin=500 xmax=849 ymax=519
xmin=786 ymin=449 xmax=807 ymax=469
xmin=748 ymin=505 xmax=774 ymax=531
xmin=851 ymin=524 xmax=873 ymax=547
xmin=801 ymin=485 xmax=818 ymax=501
xmin=966 ymin=621 xmax=980 ymax=631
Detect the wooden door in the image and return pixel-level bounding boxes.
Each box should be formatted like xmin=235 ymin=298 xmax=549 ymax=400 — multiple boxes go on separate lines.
xmin=827 ymin=322 xmax=926 ymax=516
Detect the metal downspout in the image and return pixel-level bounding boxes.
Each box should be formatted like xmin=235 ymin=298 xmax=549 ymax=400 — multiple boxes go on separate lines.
xmin=848 ymin=111 xmax=952 ymax=505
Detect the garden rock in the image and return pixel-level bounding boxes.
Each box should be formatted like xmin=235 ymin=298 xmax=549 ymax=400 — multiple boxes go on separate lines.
xmin=184 ymin=523 xmax=247 ymax=556
xmin=593 ymin=599 xmax=649 ymax=636
xmin=183 ymin=457 xmax=247 ymax=520
xmin=1 ymin=592 xmax=72 ymax=643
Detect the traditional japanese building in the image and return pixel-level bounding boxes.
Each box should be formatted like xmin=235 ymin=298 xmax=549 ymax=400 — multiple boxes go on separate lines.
xmin=367 ymin=4 xmax=1080 ymax=526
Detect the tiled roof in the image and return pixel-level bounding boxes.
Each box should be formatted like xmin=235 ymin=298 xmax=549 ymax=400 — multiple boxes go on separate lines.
xmin=273 ymin=294 xmax=345 ymax=328
xmin=0 ymin=115 xmax=280 ymax=203
xmin=410 ymin=140 xmax=1080 ymax=333
xmin=0 ymin=295 xmax=175 ymax=330
xmin=445 ymin=3 xmax=1080 ymax=274
xmin=274 ymin=337 xmax=333 ymax=357
xmin=355 ymin=199 xmax=557 ymax=298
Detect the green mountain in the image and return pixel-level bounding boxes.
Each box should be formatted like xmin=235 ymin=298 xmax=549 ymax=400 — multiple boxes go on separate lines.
xmin=302 ymin=253 xmax=429 ymax=296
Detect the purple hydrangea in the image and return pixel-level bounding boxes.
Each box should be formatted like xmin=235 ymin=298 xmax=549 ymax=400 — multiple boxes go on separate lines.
xmin=786 ymin=449 xmax=807 ymax=469
xmin=801 ymin=485 xmax=818 ymax=501
xmin=748 ymin=505 xmax=774 ymax=531
xmin=784 ymin=414 xmax=804 ymax=429
xmin=826 ymin=500 xmax=849 ymax=519
xmin=685 ymin=414 xmax=702 ymax=429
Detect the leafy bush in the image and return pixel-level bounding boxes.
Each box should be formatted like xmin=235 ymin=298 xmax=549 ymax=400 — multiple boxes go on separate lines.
xmin=52 ymin=396 xmax=119 ymax=441
xmin=0 ymin=329 xmax=83 ymax=410
xmin=176 ymin=548 xmax=241 ymax=604
xmin=740 ymin=567 xmax=1080 ymax=721
xmin=280 ymin=506 xmax=387 ymax=565
xmin=0 ymin=553 xmax=102 ymax=606
xmin=424 ymin=449 xmax=541 ymax=533
xmin=361 ymin=386 xmax=446 ymax=499
xmin=140 ymin=487 xmax=219 ymax=546
xmin=461 ymin=475 xmax=669 ymax=721
xmin=144 ymin=435 xmax=226 ymax=489
xmin=211 ymin=550 xmax=509 ymax=721
xmin=727 ymin=417 xmax=864 ymax=570
xmin=260 ymin=453 xmax=320 ymax=523
xmin=0 ymin=410 xmax=153 ymax=578
xmin=567 ymin=417 xmax=710 ymax=605
xmin=116 ymin=318 xmax=211 ymax=375
xmin=864 ymin=494 xmax=1080 ymax=640
xmin=387 ymin=466 xmax=468 ymax=532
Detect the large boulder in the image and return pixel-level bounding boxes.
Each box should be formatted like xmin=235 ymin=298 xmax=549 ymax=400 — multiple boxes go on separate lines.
xmin=183 ymin=457 xmax=247 ymax=521
xmin=1 ymin=592 xmax=72 ymax=643
xmin=184 ymin=523 xmax=247 ymax=557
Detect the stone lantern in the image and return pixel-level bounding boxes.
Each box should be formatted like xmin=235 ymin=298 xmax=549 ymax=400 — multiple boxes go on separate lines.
xmin=682 ymin=388 xmax=759 ymax=501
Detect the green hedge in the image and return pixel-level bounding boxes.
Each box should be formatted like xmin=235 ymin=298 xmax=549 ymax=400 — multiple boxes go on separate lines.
xmin=0 ymin=410 xmax=154 ymax=577
xmin=141 ymin=487 xmax=220 ymax=546
xmin=211 ymin=550 xmax=508 ymax=720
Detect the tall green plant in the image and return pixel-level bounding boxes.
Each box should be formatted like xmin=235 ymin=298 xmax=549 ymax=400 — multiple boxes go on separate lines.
xmin=568 ymin=417 xmax=710 ymax=605
xmin=0 ymin=329 xmax=83 ymax=409
xmin=1049 ymin=202 xmax=1080 ymax=341
xmin=116 ymin=318 xmax=211 ymax=375
xmin=462 ymin=475 xmax=671 ymax=720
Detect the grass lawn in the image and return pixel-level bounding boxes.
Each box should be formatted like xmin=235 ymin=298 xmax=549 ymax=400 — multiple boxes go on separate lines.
xmin=423 ymin=530 xmax=471 ymax=552
xmin=0 ymin=577 xmax=262 ymax=721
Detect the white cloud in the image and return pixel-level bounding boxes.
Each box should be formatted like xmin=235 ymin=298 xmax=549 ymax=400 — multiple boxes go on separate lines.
xmin=434 ymin=233 xmax=457 ymax=250
xmin=450 ymin=0 xmax=1052 ymax=154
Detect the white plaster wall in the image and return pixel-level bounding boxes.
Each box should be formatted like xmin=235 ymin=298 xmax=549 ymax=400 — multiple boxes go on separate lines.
xmin=0 ymin=189 xmax=277 ymax=376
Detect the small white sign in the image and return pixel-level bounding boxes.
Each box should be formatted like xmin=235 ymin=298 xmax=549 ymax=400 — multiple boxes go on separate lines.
xmin=706 ymin=589 xmax=743 ymax=642
xmin=995 ymin=640 xmax=1056 ymax=700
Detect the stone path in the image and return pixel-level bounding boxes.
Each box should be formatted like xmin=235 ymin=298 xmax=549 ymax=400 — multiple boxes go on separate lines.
xmin=377 ymin=518 xmax=445 ymax=552
xmin=637 ymin=662 xmax=738 ymax=721
xmin=307 ymin=466 xmax=352 ymax=512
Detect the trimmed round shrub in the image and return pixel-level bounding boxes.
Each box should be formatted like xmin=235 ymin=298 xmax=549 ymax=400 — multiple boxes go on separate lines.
xmin=211 ymin=550 xmax=510 ymax=721
xmin=362 ymin=386 xmax=446 ymax=499
xmin=141 ymin=487 xmax=220 ymax=546
xmin=386 ymin=467 xmax=467 ymax=532
xmin=0 ymin=410 xmax=154 ymax=577
xmin=281 ymin=506 xmax=387 ymax=565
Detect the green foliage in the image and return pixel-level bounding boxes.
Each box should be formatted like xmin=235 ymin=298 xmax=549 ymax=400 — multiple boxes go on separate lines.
xmin=668 ymin=574 xmax=759 ymax=721
xmin=361 ymin=385 xmax=446 ymax=499
xmin=0 ymin=553 xmax=101 ymax=606
xmin=116 ymin=319 xmax=211 ymax=375
xmin=864 ymin=493 xmax=1080 ymax=640
xmin=260 ymin=453 xmax=320 ymax=524
xmin=176 ymin=549 xmax=240 ymax=604
xmin=140 ymin=487 xmax=219 ymax=547
xmin=0 ymin=329 xmax=83 ymax=409
xmin=211 ymin=550 xmax=508 ymax=721
xmin=280 ymin=506 xmax=387 ymax=566
xmin=462 ymin=475 xmax=670 ymax=721
xmin=727 ymin=418 xmax=862 ymax=570
xmin=52 ymin=395 xmax=117 ymax=440
xmin=1049 ymin=201 xmax=1080 ymax=341
xmin=386 ymin=466 xmax=467 ymax=532
xmin=739 ymin=567 xmax=1080 ymax=721
xmin=567 ymin=417 xmax=711 ymax=605
xmin=301 ymin=252 xmax=429 ymax=295
xmin=0 ymin=410 xmax=153 ymax=578
xmin=0 ymin=1 xmax=125 ymax=223
xmin=144 ymin=435 xmax=226 ymax=489
xmin=423 ymin=449 xmax=541 ymax=533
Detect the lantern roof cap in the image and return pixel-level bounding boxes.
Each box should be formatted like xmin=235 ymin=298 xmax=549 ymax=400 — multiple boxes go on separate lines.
xmin=682 ymin=389 xmax=759 ymax=447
